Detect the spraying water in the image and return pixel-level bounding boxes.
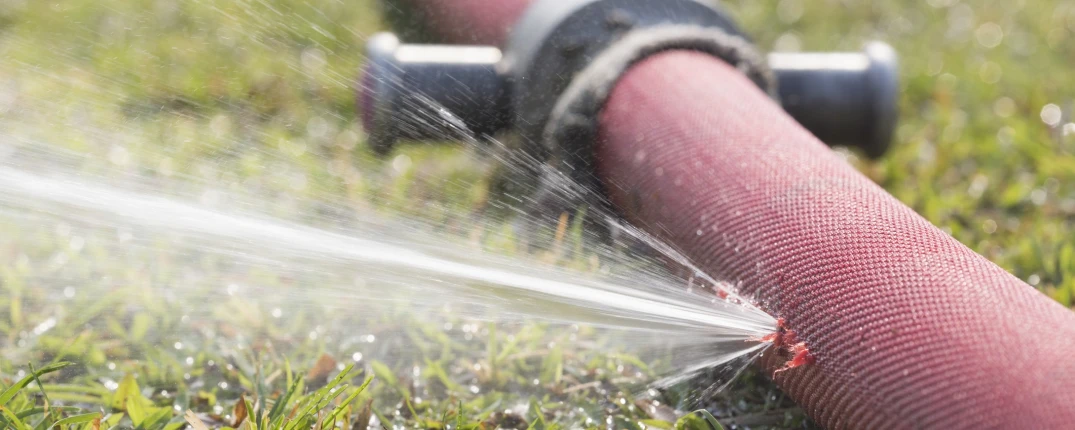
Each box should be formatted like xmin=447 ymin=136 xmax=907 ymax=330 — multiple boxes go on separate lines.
xmin=0 ymin=1 xmax=784 ymax=426
xmin=0 ymin=140 xmax=774 ymax=387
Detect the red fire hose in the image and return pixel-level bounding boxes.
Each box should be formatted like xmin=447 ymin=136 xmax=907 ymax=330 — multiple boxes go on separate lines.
xmin=392 ymin=1 xmax=1075 ymax=428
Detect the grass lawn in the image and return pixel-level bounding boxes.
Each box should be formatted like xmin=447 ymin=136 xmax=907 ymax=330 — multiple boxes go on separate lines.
xmin=0 ymin=0 xmax=1072 ymax=429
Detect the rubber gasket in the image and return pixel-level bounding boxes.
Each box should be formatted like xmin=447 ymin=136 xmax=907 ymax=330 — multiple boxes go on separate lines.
xmin=542 ymin=24 xmax=777 ymax=188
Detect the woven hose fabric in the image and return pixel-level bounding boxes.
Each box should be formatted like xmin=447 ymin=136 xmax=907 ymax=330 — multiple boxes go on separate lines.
xmin=595 ymin=51 xmax=1075 ymax=429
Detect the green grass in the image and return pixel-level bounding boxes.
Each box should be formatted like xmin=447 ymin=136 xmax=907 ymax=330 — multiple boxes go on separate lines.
xmin=0 ymin=0 xmax=1072 ymax=429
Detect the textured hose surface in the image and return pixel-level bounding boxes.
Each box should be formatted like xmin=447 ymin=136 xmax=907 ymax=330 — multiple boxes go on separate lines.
xmin=393 ymin=0 xmax=528 ymax=45
xmin=596 ymin=51 xmax=1075 ymax=429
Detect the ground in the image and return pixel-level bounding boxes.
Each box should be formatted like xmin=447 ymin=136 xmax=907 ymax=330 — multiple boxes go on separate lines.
xmin=0 ymin=0 xmax=1072 ymax=429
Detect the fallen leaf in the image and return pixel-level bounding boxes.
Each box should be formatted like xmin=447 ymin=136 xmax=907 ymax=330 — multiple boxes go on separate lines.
xmin=184 ymin=410 xmax=210 ymax=430
xmin=232 ymin=394 xmax=248 ymax=427
xmin=352 ymin=399 xmax=373 ymax=430
xmin=306 ymin=354 xmax=337 ymax=382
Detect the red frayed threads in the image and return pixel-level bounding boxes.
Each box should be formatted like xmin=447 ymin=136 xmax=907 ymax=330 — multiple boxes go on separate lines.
xmin=752 ymin=318 xmax=815 ymax=374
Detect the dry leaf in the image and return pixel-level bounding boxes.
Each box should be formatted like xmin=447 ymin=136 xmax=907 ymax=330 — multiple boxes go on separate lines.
xmin=232 ymin=394 xmax=249 ymax=427
xmin=351 ymin=399 xmax=373 ymax=430
xmin=306 ymin=354 xmax=338 ymax=382
xmin=184 ymin=410 xmax=211 ymax=430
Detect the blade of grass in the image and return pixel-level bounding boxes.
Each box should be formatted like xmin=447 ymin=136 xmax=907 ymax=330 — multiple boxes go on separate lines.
xmin=27 ymin=363 xmax=56 ymax=426
xmin=242 ymin=396 xmax=256 ymax=430
xmin=0 ymin=362 xmax=73 ymax=407
xmin=692 ymin=410 xmax=726 ymax=430
xmin=282 ymin=365 xmax=355 ymax=430
xmin=16 ymin=406 xmax=81 ymax=419
xmin=0 ymin=405 xmax=31 ymax=430
xmin=254 ymin=363 xmax=265 ymax=430
xmin=138 ymin=407 xmax=173 ymax=430
xmin=266 ymin=376 xmax=301 ymax=422
xmin=51 ymin=412 xmax=102 ymax=428
xmin=323 ymin=376 xmax=373 ymax=426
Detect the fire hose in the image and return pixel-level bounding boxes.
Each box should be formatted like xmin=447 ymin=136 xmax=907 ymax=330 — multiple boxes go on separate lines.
xmin=359 ymin=0 xmax=1075 ymax=428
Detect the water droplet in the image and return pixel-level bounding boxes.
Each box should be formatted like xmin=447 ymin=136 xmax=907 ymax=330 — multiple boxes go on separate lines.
xmin=967 ymin=175 xmax=988 ymax=199
xmin=975 ymin=22 xmax=1004 ymax=48
xmin=773 ymin=32 xmax=801 ymax=52
xmin=1041 ymin=104 xmax=1062 ymax=126
xmin=993 ymin=97 xmax=1015 ymax=118
xmin=336 ymin=129 xmax=362 ymax=150
xmin=210 ymin=114 xmax=232 ymax=137
xmin=352 ymin=352 xmax=363 ymax=362
xmin=391 ymin=154 xmax=412 ymax=174
xmin=33 ymin=318 xmax=56 ymax=335
xmin=1030 ymin=189 xmax=1047 ymax=206
xmin=469 ymin=385 xmax=480 ymax=394
xmin=307 ymin=116 xmax=330 ymax=139
xmin=108 ymin=145 xmax=130 ymax=166
xmin=174 ymin=342 xmax=183 ymax=350
xmin=271 ymin=308 xmax=282 ymax=318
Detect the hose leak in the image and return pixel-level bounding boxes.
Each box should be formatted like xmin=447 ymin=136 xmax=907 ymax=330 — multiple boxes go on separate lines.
xmin=0 ymin=78 xmax=777 ymax=406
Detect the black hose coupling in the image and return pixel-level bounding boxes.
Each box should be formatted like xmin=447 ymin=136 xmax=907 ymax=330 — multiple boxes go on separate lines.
xmin=358 ymin=0 xmax=899 ymax=159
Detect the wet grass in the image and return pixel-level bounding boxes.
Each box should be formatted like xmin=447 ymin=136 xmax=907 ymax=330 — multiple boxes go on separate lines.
xmin=0 ymin=0 xmax=1072 ymax=429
